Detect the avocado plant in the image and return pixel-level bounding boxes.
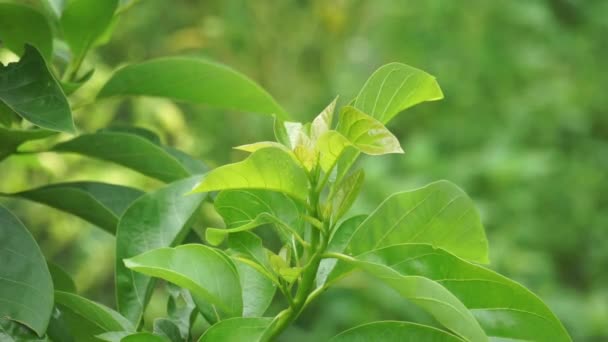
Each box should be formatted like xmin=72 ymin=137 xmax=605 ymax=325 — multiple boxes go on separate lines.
xmin=0 ymin=1 xmax=571 ymax=341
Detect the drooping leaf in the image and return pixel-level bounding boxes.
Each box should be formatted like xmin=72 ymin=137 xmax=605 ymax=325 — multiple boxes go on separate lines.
xmin=0 ymin=127 xmax=56 ymax=161
xmin=235 ymin=260 xmax=276 ymax=317
xmin=60 ymin=0 xmax=118 ymax=63
xmin=52 ymin=131 xmax=192 ymax=183
xmin=354 ymin=62 xmax=443 ymax=124
xmin=346 ymin=180 xmax=489 ymax=263
xmin=124 ymin=244 xmax=243 ymax=317
xmin=336 ymin=106 xmax=403 ymax=155
xmin=330 ymin=169 xmax=365 ymax=221
xmin=0 ymin=319 xmax=48 ymax=341
xmin=330 ymin=321 xmax=464 ymax=341
xmin=0 ymin=45 xmax=75 ymax=133
xmin=0 ymin=204 xmax=53 ymax=336
xmin=191 ymin=147 xmax=309 ymax=202
xmin=115 ymin=176 xmax=205 ymax=324
xmin=350 ymin=244 xmax=572 ymax=342
xmin=53 ymin=291 xmax=134 ymax=342
xmin=98 ymin=58 xmax=288 ymax=118
xmin=0 ymin=3 xmax=53 ymax=60
xmin=47 ymin=262 xmax=76 ymax=293
xmin=120 ymin=332 xmax=170 ymax=342
xmin=197 ymin=317 xmax=272 ymax=342
xmin=10 ymin=182 xmax=143 ymax=234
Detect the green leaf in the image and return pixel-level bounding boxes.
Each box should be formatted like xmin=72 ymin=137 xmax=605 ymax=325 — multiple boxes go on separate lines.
xmin=0 ymin=3 xmax=53 ymax=60
xmin=153 ymin=318 xmax=183 ymax=342
xmin=164 ymin=284 xmax=196 ymax=341
xmin=228 ymin=232 xmax=274 ymax=277
xmin=47 ymin=262 xmax=76 ymax=293
xmin=115 ymin=176 xmax=205 ymax=324
xmin=0 ymin=127 xmax=56 ymax=161
xmin=311 ymin=97 xmax=337 ymax=141
xmin=330 ymin=169 xmax=365 ymax=221
xmin=353 ymin=244 xmax=572 ymax=341
xmin=197 ymin=317 xmax=272 ymax=342
xmin=336 ymin=106 xmax=403 ymax=155
xmin=53 ymin=291 xmax=134 ymax=342
xmin=52 ymin=131 xmax=192 ymax=183
xmin=120 ymin=332 xmax=169 ymax=342
xmin=330 ymin=321 xmax=464 ymax=341
xmin=316 ymin=130 xmax=354 ymax=172
xmin=346 ymin=180 xmax=489 ymax=263
xmin=331 ymin=257 xmax=487 ymax=342
xmin=273 ymin=115 xmax=291 ymax=148
xmin=192 ymin=148 xmax=309 ymax=202
xmin=0 ymin=319 xmax=48 ymax=341
xmin=60 ymin=0 xmax=118 ymax=63
xmin=354 ymin=62 xmax=443 ymax=124
xmin=96 ymin=331 xmax=130 ymax=342
xmin=0 ymin=45 xmax=75 ymax=133
xmin=0 ymin=204 xmax=53 ymax=336
xmin=235 ymin=260 xmax=276 ymax=317
xmin=61 ymin=69 xmax=94 ymax=95
xmin=10 ymin=182 xmax=143 ymax=234
xmin=98 ymin=58 xmax=288 ymax=118
xmin=124 ymin=244 xmax=243 ymax=317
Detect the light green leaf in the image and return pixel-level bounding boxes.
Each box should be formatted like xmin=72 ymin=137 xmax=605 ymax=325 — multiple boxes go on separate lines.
xmin=197 ymin=317 xmax=272 ymax=342
xmin=354 ymin=62 xmax=443 ymax=124
xmin=234 ymin=141 xmax=291 ymax=154
xmin=96 ymin=331 xmax=130 ymax=342
xmin=191 ymin=147 xmax=309 ymax=202
xmin=346 ymin=180 xmax=489 ymax=263
xmin=124 ymin=244 xmax=243 ymax=317
xmin=0 ymin=204 xmax=53 ymax=336
xmin=98 ymin=58 xmax=288 ymax=118
xmin=53 ymin=291 xmax=134 ymax=342
xmin=229 ymin=232 xmax=274 ymax=277
xmin=336 ymin=106 xmax=403 ymax=155
xmin=120 ymin=332 xmax=169 ymax=342
xmin=330 ymin=169 xmax=365 ymax=221
xmin=0 ymin=45 xmax=75 ymax=133
xmin=52 ymin=131 xmax=192 ymax=183
xmin=353 ymin=244 xmax=572 ymax=342
xmin=47 ymin=262 xmax=76 ymax=293
xmin=0 ymin=3 xmax=53 ymax=60
xmin=206 ymin=213 xmax=277 ymax=246
xmin=115 ymin=176 xmax=205 ymax=324
xmin=311 ymin=97 xmax=337 ymax=141
xmin=235 ymin=260 xmax=276 ymax=317
xmin=9 ymin=182 xmax=143 ymax=234
xmin=60 ymin=0 xmax=118 ymax=63
xmin=330 ymin=321 xmax=464 ymax=341
xmin=316 ymin=130 xmax=354 ymax=172
xmin=0 ymin=127 xmax=56 ymax=161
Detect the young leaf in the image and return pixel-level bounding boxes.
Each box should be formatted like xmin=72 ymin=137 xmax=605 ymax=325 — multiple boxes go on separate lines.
xmin=311 ymin=97 xmax=337 ymax=141
xmin=330 ymin=321 xmax=464 ymax=341
xmin=53 ymin=291 xmax=135 ymax=341
xmin=0 ymin=127 xmax=56 ymax=161
xmin=0 ymin=204 xmax=53 ymax=336
xmin=52 ymin=131 xmax=192 ymax=183
xmin=354 ymin=62 xmax=443 ymax=124
xmin=10 ymin=182 xmax=143 ymax=234
xmin=98 ymin=58 xmax=288 ymax=118
xmin=330 ymin=169 xmax=365 ymax=221
xmin=235 ymin=260 xmax=276 ymax=317
xmin=273 ymin=115 xmax=291 ymax=148
xmin=229 ymin=232 xmax=274 ymax=277
xmin=197 ymin=317 xmax=272 ymax=342
xmin=315 ymin=130 xmax=354 ymax=172
xmin=124 ymin=244 xmax=243 ymax=317
xmin=346 ymin=180 xmax=489 ymax=263
xmin=336 ymin=106 xmax=403 ymax=155
xmin=60 ymin=0 xmax=119 ymax=63
xmin=191 ymin=147 xmax=309 ymax=202
xmin=115 ymin=176 xmax=205 ymax=324
xmin=0 ymin=3 xmax=53 ymax=60
xmin=0 ymin=45 xmax=75 ymax=133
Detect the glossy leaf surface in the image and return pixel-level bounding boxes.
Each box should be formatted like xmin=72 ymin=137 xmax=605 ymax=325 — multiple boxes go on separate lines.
xmin=337 ymin=106 xmax=403 ymax=155
xmin=330 ymin=321 xmax=464 ymax=341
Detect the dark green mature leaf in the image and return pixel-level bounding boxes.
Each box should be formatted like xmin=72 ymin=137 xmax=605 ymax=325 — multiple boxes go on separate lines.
xmin=0 ymin=127 xmax=56 ymax=161
xmin=0 ymin=46 xmax=75 ymax=133
xmin=347 ymin=180 xmax=489 ymax=263
xmin=60 ymin=0 xmax=118 ymax=62
xmin=235 ymin=260 xmax=276 ymax=317
xmin=336 ymin=106 xmax=403 ymax=155
xmin=0 ymin=319 xmax=48 ymax=341
xmin=0 ymin=3 xmax=53 ymax=60
xmin=53 ymin=291 xmax=134 ymax=342
xmin=0 ymin=204 xmax=53 ymax=336
xmin=354 ymin=62 xmax=443 ymax=124
xmin=352 ymin=244 xmax=572 ymax=342
xmin=124 ymin=244 xmax=243 ymax=317
xmin=197 ymin=317 xmax=272 ymax=342
xmin=153 ymin=318 xmax=183 ymax=342
xmin=121 ymin=332 xmax=169 ymax=342
xmin=52 ymin=131 xmax=192 ymax=182
xmin=10 ymin=182 xmax=143 ymax=234
xmin=115 ymin=176 xmax=205 ymax=324
xmin=192 ymin=148 xmax=309 ymax=202
xmin=330 ymin=321 xmax=464 ymax=342
xmin=47 ymin=262 xmax=76 ymax=293
xmin=98 ymin=58 xmax=288 ymax=118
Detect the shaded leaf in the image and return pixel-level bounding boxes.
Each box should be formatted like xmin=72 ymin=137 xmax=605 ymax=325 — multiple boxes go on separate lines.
xmin=0 ymin=127 xmax=56 ymax=161
xmin=0 ymin=204 xmax=53 ymax=336
xmin=354 ymin=62 xmax=443 ymax=124
xmin=0 ymin=319 xmax=48 ymax=341
xmin=336 ymin=106 xmax=403 ymax=155
xmin=330 ymin=321 xmax=464 ymax=341
xmin=96 ymin=331 xmax=130 ymax=342
xmin=153 ymin=318 xmax=183 ymax=342
xmin=229 ymin=232 xmax=274 ymax=277
xmin=120 ymin=332 xmax=169 ymax=342
xmin=197 ymin=317 xmax=272 ymax=342
xmin=47 ymin=262 xmax=76 ymax=293
xmin=115 ymin=176 xmax=205 ymax=324
xmin=98 ymin=58 xmax=288 ymax=118
xmin=330 ymin=169 xmax=365 ymax=221
xmin=0 ymin=3 xmax=53 ymax=60
xmin=235 ymin=260 xmax=276 ymax=317
xmin=0 ymin=45 xmax=75 ymax=133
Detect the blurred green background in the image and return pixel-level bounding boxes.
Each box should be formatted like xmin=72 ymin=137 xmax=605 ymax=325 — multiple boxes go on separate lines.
xmin=1 ymin=0 xmax=607 ymax=340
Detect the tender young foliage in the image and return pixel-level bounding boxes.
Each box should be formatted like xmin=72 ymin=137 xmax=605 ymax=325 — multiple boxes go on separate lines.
xmin=0 ymin=3 xmax=571 ymax=341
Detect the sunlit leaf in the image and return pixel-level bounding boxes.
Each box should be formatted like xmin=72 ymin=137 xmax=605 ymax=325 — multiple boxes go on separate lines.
xmin=336 ymin=106 xmax=403 ymax=155
xmin=330 ymin=169 xmax=365 ymax=221
xmin=311 ymin=97 xmax=337 ymax=141
xmin=315 ymin=130 xmax=354 ymax=172
xmin=354 ymin=62 xmax=443 ymax=124
xmin=197 ymin=317 xmax=272 ymax=342
xmin=98 ymin=58 xmax=288 ymax=118
xmin=0 ymin=3 xmax=53 ymax=60
xmin=330 ymin=321 xmax=464 ymax=341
